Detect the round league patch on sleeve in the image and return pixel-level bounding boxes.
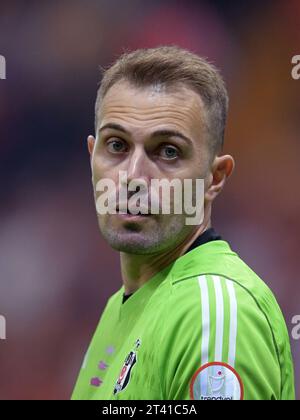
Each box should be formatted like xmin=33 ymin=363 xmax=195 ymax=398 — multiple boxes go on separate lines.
xmin=189 ymin=362 xmax=244 ymax=400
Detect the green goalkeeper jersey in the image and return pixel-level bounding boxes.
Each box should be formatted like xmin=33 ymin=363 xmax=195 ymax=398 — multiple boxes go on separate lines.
xmin=71 ymin=238 xmax=295 ymax=400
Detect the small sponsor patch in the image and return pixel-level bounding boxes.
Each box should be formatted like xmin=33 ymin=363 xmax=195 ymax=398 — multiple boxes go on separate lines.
xmin=190 ymin=362 xmax=244 ymax=400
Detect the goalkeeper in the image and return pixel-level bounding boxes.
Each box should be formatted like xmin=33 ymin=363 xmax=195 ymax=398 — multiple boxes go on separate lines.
xmin=72 ymin=46 xmax=295 ymax=400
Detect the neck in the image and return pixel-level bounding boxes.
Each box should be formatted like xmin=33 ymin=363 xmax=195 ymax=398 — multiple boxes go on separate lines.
xmin=120 ymin=217 xmax=211 ymax=295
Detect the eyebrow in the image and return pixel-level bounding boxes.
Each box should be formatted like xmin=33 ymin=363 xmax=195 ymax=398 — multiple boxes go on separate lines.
xmin=98 ymin=123 xmax=128 ymax=135
xmin=98 ymin=123 xmax=192 ymax=145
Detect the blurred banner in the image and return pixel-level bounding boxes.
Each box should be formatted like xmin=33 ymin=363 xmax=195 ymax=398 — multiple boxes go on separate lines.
xmin=0 ymin=0 xmax=299 ymax=399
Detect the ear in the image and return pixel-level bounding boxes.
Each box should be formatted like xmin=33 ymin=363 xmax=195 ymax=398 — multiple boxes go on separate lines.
xmin=205 ymin=154 xmax=235 ymax=203
xmin=87 ymin=135 xmax=96 ymax=158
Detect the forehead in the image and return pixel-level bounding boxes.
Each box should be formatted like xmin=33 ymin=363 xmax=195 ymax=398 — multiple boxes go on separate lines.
xmin=97 ymin=80 xmax=207 ymax=137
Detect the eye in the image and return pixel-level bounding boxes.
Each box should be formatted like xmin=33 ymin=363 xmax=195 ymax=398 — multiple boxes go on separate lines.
xmin=159 ymin=144 xmax=180 ymax=160
xmin=106 ymin=138 xmax=128 ymax=154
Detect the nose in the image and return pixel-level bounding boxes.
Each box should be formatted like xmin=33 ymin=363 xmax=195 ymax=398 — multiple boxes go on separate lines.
xmin=125 ymin=147 xmax=150 ymax=184
xmin=119 ymin=147 xmax=151 ymax=200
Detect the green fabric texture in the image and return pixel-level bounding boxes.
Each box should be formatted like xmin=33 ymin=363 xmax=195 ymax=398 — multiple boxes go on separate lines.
xmin=72 ymin=240 xmax=295 ymax=400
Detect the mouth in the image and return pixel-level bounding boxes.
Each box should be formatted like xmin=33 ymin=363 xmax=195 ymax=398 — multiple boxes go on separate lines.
xmin=115 ymin=206 xmax=152 ymax=220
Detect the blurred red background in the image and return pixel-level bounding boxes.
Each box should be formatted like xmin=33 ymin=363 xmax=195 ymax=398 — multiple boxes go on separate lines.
xmin=0 ymin=0 xmax=299 ymax=399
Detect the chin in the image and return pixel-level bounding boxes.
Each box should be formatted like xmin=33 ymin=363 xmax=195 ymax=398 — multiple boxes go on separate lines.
xmin=98 ymin=215 xmax=187 ymax=254
xmin=102 ymin=229 xmax=163 ymax=255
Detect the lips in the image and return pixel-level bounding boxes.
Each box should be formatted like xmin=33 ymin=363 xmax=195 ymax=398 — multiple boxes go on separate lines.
xmin=116 ymin=206 xmax=150 ymax=216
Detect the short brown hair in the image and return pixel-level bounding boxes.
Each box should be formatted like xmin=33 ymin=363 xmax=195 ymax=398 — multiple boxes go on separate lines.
xmin=95 ymin=46 xmax=228 ymax=155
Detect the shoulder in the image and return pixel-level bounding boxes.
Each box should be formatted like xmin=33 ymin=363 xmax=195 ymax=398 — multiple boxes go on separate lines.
xmin=160 ymin=262 xmax=289 ymax=369
xmin=152 ymin=244 xmax=294 ymax=399
xmin=168 ymin=269 xmax=287 ymax=346
xmin=165 ymin=241 xmax=287 ymax=337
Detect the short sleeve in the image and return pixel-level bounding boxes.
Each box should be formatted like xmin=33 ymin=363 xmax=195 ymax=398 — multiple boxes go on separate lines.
xmin=158 ymin=275 xmax=287 ymax=400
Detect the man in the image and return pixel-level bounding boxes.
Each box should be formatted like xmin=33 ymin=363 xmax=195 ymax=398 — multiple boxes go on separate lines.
xmin=72 ymin=46 xmax=295 ymax=400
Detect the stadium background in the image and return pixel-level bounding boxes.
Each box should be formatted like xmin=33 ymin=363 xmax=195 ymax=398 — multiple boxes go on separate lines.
xmin=0 ymin=0 xmax=299 ymax=399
